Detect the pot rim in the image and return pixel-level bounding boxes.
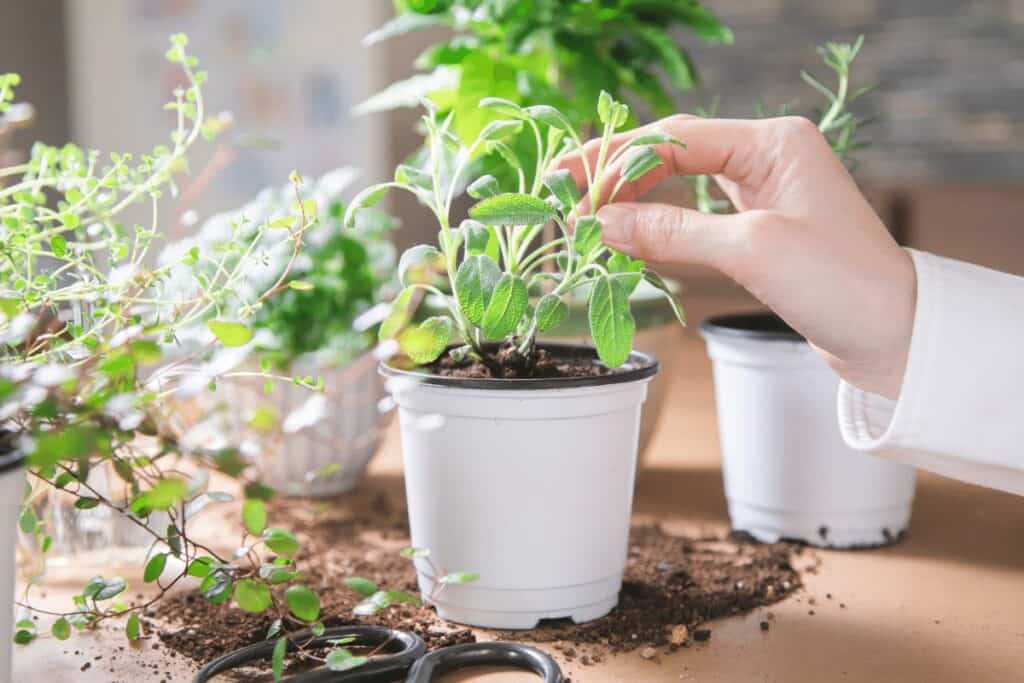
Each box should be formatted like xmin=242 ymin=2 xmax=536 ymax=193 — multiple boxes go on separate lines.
xmin=380 ymin=342 xmax=658 ymax=390
xmin=699 ymin=311 xmax=805 ymax=343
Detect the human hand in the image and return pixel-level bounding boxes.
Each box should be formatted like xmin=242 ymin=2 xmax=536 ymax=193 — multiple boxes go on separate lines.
xmin=560 ymin=115 xmax=916 ymax=399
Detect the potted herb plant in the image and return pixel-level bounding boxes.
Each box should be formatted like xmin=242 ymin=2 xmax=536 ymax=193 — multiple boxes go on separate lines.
xmin=1 ymin=36 xmax=368 ymax=679
xmin=167 ymin=168 xmax=399 ymax=496
xmin=699 ymin=38 xmax=917 ymax=548
xmin=362 ymin=0 xmax=727 ymax=459
xmin=344 ymin=91 xmax=685 ymax=628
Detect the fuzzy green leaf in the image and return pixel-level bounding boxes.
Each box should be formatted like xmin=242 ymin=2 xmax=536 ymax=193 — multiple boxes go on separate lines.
xmin=643 ymin=270 xmax=686 ymax=326
xmin=398 ymin=244 xmax=442 ymax=286
xmin=478 ymin=97 xmax=523 ymax=117
xmin=523 ymin=105 xmax=573 ymax=131
xmin=470 ymin=193 xmax=556 ymax=226
xmin=621 ymin=147 xmax=664 ymax=182
xmin=343 ymin=184 xmax=390 ymax=227
xmin=543 ymin=169 xmax=580 ymax=213
xmin=627 ymin=132 xmax=686 ymax=150
xmin=379 ymin=287 xmax=418 ymax=341
xmin=608 ymin=250 xmax=645 ymax=295
xmin=588 ymin=275 xmax=636 ymax=367
xmin=481 ymin=274 xmax=528 ymax=339
xmin=535 ymin=294 xmax=569 ymax=333
xmin=573 ymin=216 xmax=603 ymax=256
xmin=455 ymin=254 xmax=501 ymax=326
xmin=460 ymin=219 xmax=489 ymax=255
xmin=326 ymin=649 xmax=367 ymax=672
xmin=467 ymin=175 xmax=500 ymax=199
xmin=479 ymin=119 xmax=523 ymax=141
xmin=207 ymin=320 xmax=253 ymax=347
xmin=398 ymin=316 xmax=452 ymax=364
xmin=285 ymin=585 xmax=321 ymax=622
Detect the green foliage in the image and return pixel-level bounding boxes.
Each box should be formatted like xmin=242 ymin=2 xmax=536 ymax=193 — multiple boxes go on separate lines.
xmin=352 ymin=91 xmax=686 ymax=368
xmin=361 ymin=0 xmax=731 ymax=137
xmin=4 ymin=34 xmax=321 ymax=652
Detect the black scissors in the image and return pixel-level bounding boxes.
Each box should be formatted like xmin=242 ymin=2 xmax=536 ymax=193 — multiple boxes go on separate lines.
xmin=192 ymin=624 xmax=564 ymax=682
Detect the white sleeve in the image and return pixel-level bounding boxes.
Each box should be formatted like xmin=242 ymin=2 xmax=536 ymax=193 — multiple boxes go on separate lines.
xmin=837 ymin=248 xmax=1024 ymax=496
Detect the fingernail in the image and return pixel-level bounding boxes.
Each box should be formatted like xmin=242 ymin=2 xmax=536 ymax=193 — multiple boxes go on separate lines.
xmin=597 ymin=205 xmax=636 ymax=243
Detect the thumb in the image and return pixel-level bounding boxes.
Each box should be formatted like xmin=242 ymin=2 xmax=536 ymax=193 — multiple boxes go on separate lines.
xmin=596 ymin=202 xmax=744 ymax=270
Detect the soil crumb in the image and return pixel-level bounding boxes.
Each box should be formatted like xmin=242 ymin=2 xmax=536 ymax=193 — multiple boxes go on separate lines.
xmin=433 ymin=344 xmax=612 ymax=379
xmin=152 ymin=486 xmax=802 ymax=673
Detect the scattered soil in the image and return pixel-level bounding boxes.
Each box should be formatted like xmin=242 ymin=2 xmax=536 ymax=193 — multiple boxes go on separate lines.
xmin=152 ymin=487 xmax=802 ymax=676
xmin=433 ymin=343 xmax=612 ymax=379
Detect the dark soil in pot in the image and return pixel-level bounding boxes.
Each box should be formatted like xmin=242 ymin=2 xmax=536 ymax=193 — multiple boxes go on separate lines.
xmin=150 ymin=485 xmax=805 ymax=676
xmin=387 ymin=342 xmax=658 ymax=384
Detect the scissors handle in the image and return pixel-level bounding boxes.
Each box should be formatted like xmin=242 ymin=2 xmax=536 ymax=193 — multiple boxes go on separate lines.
xmin=405 ymin=642 xmax=563 ymax=682
xmin=191 ymin=625 xmax=426 ymax=683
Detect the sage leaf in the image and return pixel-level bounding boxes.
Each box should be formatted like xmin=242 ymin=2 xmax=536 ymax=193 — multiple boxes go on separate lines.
xmin=207 ymin=320 xmax=253 ymax=347
xmin=467 ymin=174 xmax=500 ymax=199
xmin=573 ymin=216 xmax=603 ymax=256
xmin=395 ymin=164 xmax=432 ymax=190
xmin=398 ymin=316 xmax=452 ymax=364
xmin=379 ymin=287 xmax=418 ymax=341
xmin=627 ymin=132 xmax=686 ymax=150
xmin=455 ymin=254 xmax=501 ymax=326
xmin=343 ymin=184 xmax=390 ymax=227
xmin=607 ymin=250 xmax=645 ymax=295
xmin=588 ymin=275 xmax=636 ymax=368
xmin=479 ymin=119 xmax=523 ymax=141
xmin=469 ymin=193 xmax=557 ymax=226
xmin=621 ymin=147 xmax=664 ymax=182
xmin=535 ymin=294 xmax=569 ymax=332
xmin=481 ymin=274 xmax=528 ymax=339
xmin=523 ymin=105 xmax=573 ymax=131
xmin=643 ymin=269 xmax=687 ymax=326
xmin=398 ymin=244 xmax=442 ymax=286
xmin=543 ymin=169 xmax=580 ymax=214
xmin=460 ymin=219 xmax=491 ymax=254
xmin=478 ymin=97 xmax=523 ymax=117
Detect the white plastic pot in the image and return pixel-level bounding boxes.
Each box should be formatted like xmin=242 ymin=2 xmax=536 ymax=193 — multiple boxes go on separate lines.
xmin=0 ymin=446 xmax=26 ymax=683
xmin=384 ymin=345 xmax=657 ymax=629
xmin=701 ymin=313 xmax=916 ymax=548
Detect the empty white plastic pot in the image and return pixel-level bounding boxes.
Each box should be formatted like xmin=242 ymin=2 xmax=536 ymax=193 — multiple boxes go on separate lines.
xmin=700 ymin=313 xmax=916 ymax=548
xmin=0 ymin=442 xmax=26 ymax=682
xmin=383 ymin=345 xmax=657 ymax=629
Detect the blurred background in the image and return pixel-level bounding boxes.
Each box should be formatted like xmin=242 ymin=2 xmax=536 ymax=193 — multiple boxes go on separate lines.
xmin=2 ymin=0 xmax=1023 ymax=290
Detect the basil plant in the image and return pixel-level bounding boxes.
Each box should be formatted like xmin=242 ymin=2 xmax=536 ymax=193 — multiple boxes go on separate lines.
xmin=344 ymin=91 xmax=685 ymax=369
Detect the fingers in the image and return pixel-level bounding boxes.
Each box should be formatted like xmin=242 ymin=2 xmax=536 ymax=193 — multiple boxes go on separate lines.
xmin=557 ymin=116 xmax=765 ymax=189
xmin=596 ymin=202 xmax=749 ymax=271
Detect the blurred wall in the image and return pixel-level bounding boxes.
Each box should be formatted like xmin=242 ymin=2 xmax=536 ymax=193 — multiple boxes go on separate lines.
xmin=0 ymin=0 xmax=70 ymax=154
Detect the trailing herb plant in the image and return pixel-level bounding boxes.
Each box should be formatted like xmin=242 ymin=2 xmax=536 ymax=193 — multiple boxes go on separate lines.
xmin=345 ymin=91 xmax=686 ymax=371
xmin=167 ymin=167 xmax=399 ymax=369
xmin=0 ymin=35 xmax=345 ymax=664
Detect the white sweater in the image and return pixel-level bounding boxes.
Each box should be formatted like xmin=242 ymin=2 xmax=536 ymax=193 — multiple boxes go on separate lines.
xmin=838 ymin=249 xmax=1024 ymax=495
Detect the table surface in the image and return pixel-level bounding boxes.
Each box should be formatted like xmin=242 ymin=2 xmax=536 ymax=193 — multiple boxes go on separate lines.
xmin=14 ymin=293 xmax=1024 ymax=682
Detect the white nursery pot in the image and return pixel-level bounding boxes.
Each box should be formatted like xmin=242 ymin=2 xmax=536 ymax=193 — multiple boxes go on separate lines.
xmin=384 ymin=345 xmax=657 ymax=630
xmin=0 ymin=445 xmax=26 ymax=683
xmin=700 ymin=313 xmax=916 ymax=548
